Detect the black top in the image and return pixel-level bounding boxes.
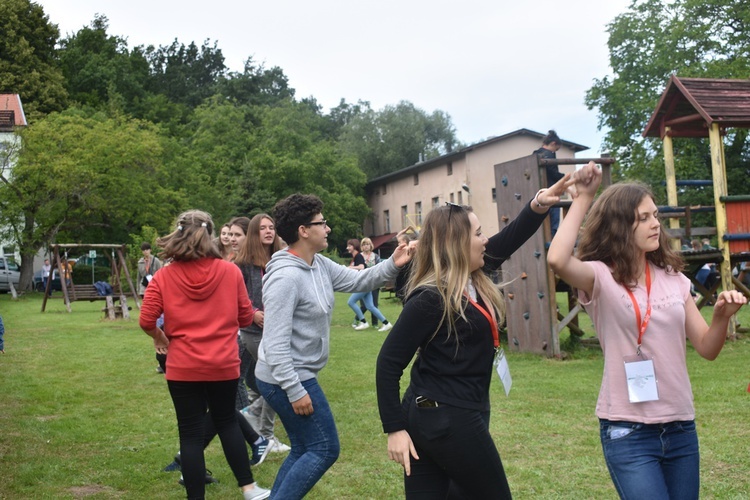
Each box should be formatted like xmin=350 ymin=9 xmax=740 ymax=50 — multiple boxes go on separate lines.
xmin=534 ymin=147 xmax=564 ymax=186
xmin=350 ymin=253 xmax=365 ymax=267
xmin=376 ymin=202 xmax=546 ymax=433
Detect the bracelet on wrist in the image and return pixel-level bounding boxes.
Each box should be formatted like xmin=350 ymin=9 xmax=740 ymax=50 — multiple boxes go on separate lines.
xmin=533 ymin=189 xmax=549 ymax=209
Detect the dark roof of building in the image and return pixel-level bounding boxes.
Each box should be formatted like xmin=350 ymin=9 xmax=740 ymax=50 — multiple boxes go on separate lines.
xmin=643 ymin=76 xmax=750 ymax=139
xmin=365 ymin=128 xmax=588 ymax=188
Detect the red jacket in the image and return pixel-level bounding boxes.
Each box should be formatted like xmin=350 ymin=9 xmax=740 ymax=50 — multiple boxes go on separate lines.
xmin=139 ymin=258 xmax=253 ymax=381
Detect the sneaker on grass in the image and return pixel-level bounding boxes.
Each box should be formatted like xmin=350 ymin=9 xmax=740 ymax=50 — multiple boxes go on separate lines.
xmin=268 ymin=437 xmax=291 ymax=453
xmin=251 ymin=437 xmax=271 ymax=466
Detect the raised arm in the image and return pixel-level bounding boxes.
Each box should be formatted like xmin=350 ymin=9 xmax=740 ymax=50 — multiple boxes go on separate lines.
xmin=546 ymin=162 xmax=601 ymax=296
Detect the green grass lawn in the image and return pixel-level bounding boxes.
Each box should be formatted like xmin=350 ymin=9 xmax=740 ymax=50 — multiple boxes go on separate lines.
xmin=0 ymin=292 xmax=748 ymax=499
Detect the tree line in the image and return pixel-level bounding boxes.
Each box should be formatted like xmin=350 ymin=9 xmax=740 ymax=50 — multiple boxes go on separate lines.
xmin=0 ymin=1 xmax=460 ymax=290
xmin=3 ymin=0 xmax=750 ymax=291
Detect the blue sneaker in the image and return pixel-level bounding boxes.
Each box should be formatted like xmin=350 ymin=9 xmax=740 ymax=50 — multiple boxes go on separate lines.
xmin=250 ymin=437 xmax=270 ymax=466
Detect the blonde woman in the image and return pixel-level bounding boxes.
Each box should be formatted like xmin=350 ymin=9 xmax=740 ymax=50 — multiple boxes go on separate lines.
xmin=376 ymin=176 xmax=573 ymax=498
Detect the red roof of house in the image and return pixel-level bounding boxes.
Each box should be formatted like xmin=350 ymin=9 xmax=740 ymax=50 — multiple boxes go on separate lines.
xmin=0 ymin=94 xmax=27 ymax=127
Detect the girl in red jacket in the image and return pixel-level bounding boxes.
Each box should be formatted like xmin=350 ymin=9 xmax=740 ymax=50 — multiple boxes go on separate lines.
xmin=140 ymin=210 xmax=270 ymax=500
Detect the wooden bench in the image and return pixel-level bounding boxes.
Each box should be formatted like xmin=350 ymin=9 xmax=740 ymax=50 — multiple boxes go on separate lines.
xmin=71 ymin=284 xmax=113 ymax=301
xmin=67 ymin=284 xmax=131 ymax=320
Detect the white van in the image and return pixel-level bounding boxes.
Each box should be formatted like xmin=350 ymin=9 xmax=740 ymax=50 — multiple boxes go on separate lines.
xmin=0 ymin=256 xmax=21 ymax=291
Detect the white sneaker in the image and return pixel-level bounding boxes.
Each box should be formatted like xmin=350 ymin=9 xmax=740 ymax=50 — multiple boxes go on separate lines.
xmin=354 ymin=321 xmax=370 ymax=331
xmin=351 ymin=321 xmax=359 ymax=328
xmin=268 ymin=437 xmax=291 ymax=453
xmin=243 ymin=484 xmax=271 ymax=500
xmin=378 ymin=323 xmax=393 ymax=332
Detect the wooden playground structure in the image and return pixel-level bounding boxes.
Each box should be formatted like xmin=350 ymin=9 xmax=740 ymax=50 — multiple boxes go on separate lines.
xmin=643 ymin=76 xmax=750 ymax=336
xmin=42 ymin=244 xmax=140 ymax=319
xmin=493 ymin=154 xmax=615 ymax=356
xmin=495 ymin=76 xmax=750 ymax=356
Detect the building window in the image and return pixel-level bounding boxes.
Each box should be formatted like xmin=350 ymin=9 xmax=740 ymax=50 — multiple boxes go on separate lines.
xmin=492 ymin=187 xmax=497 ymax=202
xmin=415 ymin=202 xmax=422 ymax=226
xmin=382 ymin=184 xmax=387 ymax=195
xmin=432 ymin=196 xmax=440 ymax=209
xmin=401 ymin=205 xmax=408 ymax=227
xmin=458 ymin=191 xmax=463 ymax=205
xmin=413 ymin=174 xmax=419 ymax=186
xmin=384 ymin=210 xmax=390 ymax=233
xmin=447 ymin=162 xmax=453 ymax=176
xmin=450 ymin=192 xmax=455 ymax=203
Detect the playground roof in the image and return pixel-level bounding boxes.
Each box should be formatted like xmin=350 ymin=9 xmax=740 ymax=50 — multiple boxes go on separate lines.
xmin=643 ymin=75 xmax=750 ymax=139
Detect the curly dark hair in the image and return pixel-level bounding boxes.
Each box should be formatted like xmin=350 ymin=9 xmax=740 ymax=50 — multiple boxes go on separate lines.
xmin=273 ymin=194 xmax=324 ymax=245
xmin=576 ymin=182 xmax=684 ymax=287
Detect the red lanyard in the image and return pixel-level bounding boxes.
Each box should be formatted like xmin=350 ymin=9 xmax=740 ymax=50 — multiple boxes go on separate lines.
xmin=467 ymin=295 xmax=500 ymax=349
xmin=625 ymin=264 xmax=652 ymax=354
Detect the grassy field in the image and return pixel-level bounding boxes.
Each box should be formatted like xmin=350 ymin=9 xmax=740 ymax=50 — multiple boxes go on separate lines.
xmin=0 ymin=291 xmax=748 ymax=499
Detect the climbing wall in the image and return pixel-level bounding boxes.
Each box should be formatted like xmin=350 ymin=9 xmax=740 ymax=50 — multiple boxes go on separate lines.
xmin=494 ymin=155 xmax=558 ymax=356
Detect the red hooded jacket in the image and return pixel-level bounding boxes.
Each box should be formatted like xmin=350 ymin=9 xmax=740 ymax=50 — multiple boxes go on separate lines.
xmin=139 ymin=257 xmax=253 ymax=381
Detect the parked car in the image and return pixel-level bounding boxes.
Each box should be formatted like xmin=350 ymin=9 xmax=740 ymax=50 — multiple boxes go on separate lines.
xmin=0 ymin=256 xmax=21 ymax=291
xmin=33 ymin=269 xmax=62 ymax=293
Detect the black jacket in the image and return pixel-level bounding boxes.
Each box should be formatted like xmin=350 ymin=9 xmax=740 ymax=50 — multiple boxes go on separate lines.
xmin=376 ymin=202 xmax=546 ymax=433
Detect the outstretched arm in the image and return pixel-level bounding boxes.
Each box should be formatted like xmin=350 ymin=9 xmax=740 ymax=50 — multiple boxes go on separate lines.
xmin=684 ymin=289 xmax=746 ymax=360
xmin=547 ymin=162 xmax=601 ymax=296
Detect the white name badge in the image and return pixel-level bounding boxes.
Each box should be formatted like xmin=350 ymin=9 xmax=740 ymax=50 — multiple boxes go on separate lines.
xmin=494 ymin=349 xmax=512 ymax=396
xmin=624 ymin=355 xmax=659 ymax=403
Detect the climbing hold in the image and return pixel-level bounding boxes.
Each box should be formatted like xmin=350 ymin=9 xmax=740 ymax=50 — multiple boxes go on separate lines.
xmin=521 ymin=272 xmax=528 ymax=279
xmin=501 ymin=175 xmax=508 ymax=186
xmin=507 ymin=293 xmax=514 ymax=299
xmin=533 ymin=251 xmax=541 ymax=258
xmin=537 ymin=292 xmax=545 ymax=299
xmin=514 ymin=193 xmax=522 ymax=200
xmin=512 ymin=337 xmax=519 ymax=346
xmin=523 ymin=312 xmax=529 ymax=320
xmin=501 ymin=215 xmax=509 ymax=222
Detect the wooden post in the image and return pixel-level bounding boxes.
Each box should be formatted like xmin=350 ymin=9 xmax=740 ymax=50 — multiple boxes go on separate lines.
xmin=663 ymin=129 xmax=681 ymax=250
xmin=708 ymin=123 xmax=736 ymax=338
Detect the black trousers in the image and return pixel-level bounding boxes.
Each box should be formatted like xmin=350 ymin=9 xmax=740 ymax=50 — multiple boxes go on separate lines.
xmin=167 ymin=379 xmax=254 ymax=499
xmin=402 ymin=391 xmax=512 ymax=499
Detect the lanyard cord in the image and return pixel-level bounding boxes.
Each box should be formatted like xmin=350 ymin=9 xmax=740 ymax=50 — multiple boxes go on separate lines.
xmin=625 ymin=264 xmax=652 ymax=356
xmin=467 ymin=295 xmax=500 ymax=349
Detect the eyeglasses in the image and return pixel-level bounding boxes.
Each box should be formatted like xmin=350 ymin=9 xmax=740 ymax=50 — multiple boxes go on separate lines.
xmin=305 ymin=219 xmax=328 ymax=227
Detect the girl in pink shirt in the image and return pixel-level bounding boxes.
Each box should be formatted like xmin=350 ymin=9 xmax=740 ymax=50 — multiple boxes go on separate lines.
xmin=547 ymin=163 xmax=745 ymax=500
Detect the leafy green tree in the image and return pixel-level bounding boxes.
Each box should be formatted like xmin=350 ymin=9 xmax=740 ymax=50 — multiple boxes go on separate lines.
xmin=218 ymin=59 xmax=295 ymax=107
xmin=0 ymin=109 xmax=183 ymax=289
xmin=338 ymin=100 xmax=461 ymax=179
xmin=585 ymin=0 xmax=750 ymax=201
xmin=0 ymin=0 xmax=68 ymax=119
xmin=243 ymin=100 xmax=370 ymax=247
xmin=58 ymin=15 xmax=150 ymax=111
xmin=145 ymin=39 xmax=227 ymax=108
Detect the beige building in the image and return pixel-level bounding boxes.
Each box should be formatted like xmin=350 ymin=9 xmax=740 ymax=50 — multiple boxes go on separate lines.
xmin=364 ymin=128 xmax=587 ymax=249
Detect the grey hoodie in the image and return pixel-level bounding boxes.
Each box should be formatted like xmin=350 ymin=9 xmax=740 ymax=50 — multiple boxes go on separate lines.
xmin=255 ymin=249 xmax=400 ymax=403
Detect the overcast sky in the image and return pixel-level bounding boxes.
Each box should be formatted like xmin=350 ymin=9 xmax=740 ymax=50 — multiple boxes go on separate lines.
xmin=36 ymin=0 xmax=633 ymax=156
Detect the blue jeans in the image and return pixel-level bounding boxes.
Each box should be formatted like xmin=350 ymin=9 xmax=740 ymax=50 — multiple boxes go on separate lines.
xmin=549 ymin=206 xmax=560 ymax=238
xmin=600 ymin=419 xmax=699 ymax=500
xmin=347 ymin=291 xmax=386 ymax=323
xmin=257 ymin=378 xmax=340 ymax=499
